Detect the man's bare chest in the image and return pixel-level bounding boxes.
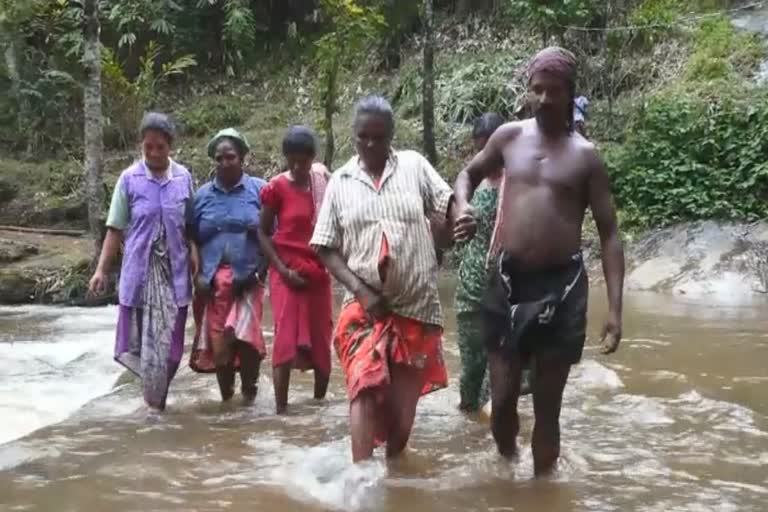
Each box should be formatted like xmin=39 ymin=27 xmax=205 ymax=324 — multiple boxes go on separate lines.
xmin=501 ymin=144 xmax=587 ymax=195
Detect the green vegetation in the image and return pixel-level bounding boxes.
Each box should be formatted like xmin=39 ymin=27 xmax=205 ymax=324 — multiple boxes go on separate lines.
xmin=606 ymin=84 xmax=768 ymax=229
xmin=1 ymin=0 xmax=766 ymax=235
xmin=686 ymin=15 xmax=764 ymax=82
xmin=177 ymin=96 xmax=247 ymax=138
xmin=605 ymin=16 xmax=768 ymax=229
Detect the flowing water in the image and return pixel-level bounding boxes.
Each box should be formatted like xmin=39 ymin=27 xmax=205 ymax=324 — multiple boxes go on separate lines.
xmin=1 ymin=284 xmax=767 ymax=512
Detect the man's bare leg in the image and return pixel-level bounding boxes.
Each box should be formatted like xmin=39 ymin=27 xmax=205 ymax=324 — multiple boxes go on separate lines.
xmin=488 ymin=350 xmax=522 ymax=458
xmin=350 ymin=390 xmax=378 ymax=462
xmin=385 ymin=364 xmax=423 ymax=458
xmin=272 ymin=363 xmax=291 ymax=414
xmin=531 ymin=354 xmax=571 ymax=477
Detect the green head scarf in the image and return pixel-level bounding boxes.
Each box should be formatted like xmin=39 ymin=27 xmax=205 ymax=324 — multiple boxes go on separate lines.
xmin=207 ymin=128 xmax=250 ymax=159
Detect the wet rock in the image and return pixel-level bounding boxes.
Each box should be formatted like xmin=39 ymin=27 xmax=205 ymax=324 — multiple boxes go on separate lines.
xmin=731 ymin=3 xmax=768 ymax=82
xmin=0 ymin=238 xmax=39 ymax=263
xmin=0 ymin=270 xmax=38 ymax=304
xmin=0 ymin=230 xmax=93 ymax=305
xmin=592 ymin=221 xmax=768 ymax=301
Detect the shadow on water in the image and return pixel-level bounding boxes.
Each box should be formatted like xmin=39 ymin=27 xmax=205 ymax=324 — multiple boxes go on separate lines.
xmin=0 ymin=283 xmax=767 ymax=511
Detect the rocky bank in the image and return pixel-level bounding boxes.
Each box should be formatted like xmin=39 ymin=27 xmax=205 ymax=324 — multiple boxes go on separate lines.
xmin=587 ymin=220 xmax=768 ymax=302
xmin=2 ymin=220 xmax=768 ymax=305
xmin=0 ymin=229 xmax=93 ymax=305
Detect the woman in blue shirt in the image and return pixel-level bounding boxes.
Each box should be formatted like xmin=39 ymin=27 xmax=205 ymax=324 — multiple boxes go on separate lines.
xmin=188 ymin=128 xmax=267 ymax=403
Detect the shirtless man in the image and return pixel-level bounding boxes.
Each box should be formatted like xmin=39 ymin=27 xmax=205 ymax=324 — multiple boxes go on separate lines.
xmin=453 ymin=47 xmax=625 ymax=476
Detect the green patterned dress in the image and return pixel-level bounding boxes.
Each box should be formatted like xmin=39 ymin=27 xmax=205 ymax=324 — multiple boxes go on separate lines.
xmin=454 ymin=184 xmax=498 ymax=411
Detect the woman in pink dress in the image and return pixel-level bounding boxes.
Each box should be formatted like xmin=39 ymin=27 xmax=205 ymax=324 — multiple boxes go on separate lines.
xmin=257 ymin=126 xmax=333 ymax=414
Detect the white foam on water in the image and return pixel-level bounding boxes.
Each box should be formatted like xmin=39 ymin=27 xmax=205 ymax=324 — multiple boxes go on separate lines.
xmin=571 ymin=359 xmax=624 ymax=390
xmin=244 ymin=435 xmax=387 ymax=511
xmin=0 ymin=306 xmax=123 ymax=445
xmin=671 ymin=390 xmax=767 ymax=437
xmin=596 ymin=394 xmax=675 ymax=426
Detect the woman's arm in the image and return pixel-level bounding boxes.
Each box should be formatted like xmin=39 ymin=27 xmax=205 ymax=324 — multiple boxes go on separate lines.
xmin=88 ymin=228 xmax=122 ymax=295
xmin=96 ymin=228 xmax=122 ymax=273
xmin=189 ymin=240 xmax=200 ymax=279
xmin=257 ymin=204 xmax=306 ymax=288
xmin=257 ymin=205 xmax=287 ymax=275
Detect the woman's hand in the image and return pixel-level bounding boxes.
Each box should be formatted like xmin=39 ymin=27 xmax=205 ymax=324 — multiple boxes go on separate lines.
xmin=88 ymin=269 xmax=107 ymax=297
xmin=354 ymin=283 xmax=388 ymax=319
xmin=281 ymin=267 xmax=308 ymax=289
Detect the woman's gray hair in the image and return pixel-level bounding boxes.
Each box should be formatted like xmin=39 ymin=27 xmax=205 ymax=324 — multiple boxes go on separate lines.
xmin=353 ymin=95 xmax=395 ymax=139
xmin=139 ymin=112 xmax=176 ymax=144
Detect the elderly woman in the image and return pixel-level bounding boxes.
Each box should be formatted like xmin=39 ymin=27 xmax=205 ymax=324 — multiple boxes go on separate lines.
xmin=257 ymin=126 xmax=332 ymax=414
xmin=89 ymin=112 xmax=195 ymax=411
xmin=310 ymin=95 xmax=474 ymax=462
xmin=188 ymin=128 xmax=267 ymax=403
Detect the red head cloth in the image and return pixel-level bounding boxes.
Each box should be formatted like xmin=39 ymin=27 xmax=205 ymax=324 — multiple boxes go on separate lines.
xmin=526 ymin=46 xmax=577 ymax=85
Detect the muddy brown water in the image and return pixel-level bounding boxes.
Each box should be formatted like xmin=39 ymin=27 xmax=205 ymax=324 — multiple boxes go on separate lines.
xmin=0 ymin=282 xmax=767 ymax=511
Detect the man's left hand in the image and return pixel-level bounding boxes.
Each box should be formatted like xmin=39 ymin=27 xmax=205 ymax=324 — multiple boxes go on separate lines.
xmin=599 ymin=312 xmax=622 ymax=355
xmin=453 ymin=205 xmax=477 ymax=243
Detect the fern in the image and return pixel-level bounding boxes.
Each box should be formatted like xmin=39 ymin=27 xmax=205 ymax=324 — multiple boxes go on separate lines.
xmin=101 ymin=41 xmax=196 ymax=147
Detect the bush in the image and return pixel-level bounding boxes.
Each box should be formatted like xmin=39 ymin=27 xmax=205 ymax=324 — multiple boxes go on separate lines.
xmin=685 ymin=15 xmax=764 ymax=82
xmin=176 ymin=95 xmax=247 ymax=137
xmin=396 ymin=52 xmax=527 ymax=125
xmin=606 ymin=85 xmax=768 ymax=229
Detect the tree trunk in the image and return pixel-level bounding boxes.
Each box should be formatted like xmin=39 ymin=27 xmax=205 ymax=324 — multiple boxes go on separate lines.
xmin=456 ymin=0 xmax=472 ymax=17
xmin=323 ymin=57 xmax=339 ymax=169
xmin=422 ymin=0 xmax=438 ymax=165
xmin=4 ymin=40 xmax=20 ymax=98
xmin=83 ymin=0 xmax=105 ymax=258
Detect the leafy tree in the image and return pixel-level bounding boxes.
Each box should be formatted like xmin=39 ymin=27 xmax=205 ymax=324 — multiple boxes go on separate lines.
xmin=315 ymin=0 xmax=385 ymax=167
xmin=509 ymin=0 xmax=597 ymax=44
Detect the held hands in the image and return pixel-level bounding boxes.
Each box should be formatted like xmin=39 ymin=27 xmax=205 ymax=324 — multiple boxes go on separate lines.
xmin=599 ymin=311 xmax=622 ymax=355
xmin=453 ymin=204 xmax=477 ymax=244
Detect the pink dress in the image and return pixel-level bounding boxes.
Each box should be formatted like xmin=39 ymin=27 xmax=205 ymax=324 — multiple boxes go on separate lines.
xmin=260 ymin=165 xmax=333 ymax=377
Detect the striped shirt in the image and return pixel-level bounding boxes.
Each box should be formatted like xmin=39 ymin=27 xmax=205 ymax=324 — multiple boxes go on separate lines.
xmin=310 ymin=150 xmax=453 ymax=326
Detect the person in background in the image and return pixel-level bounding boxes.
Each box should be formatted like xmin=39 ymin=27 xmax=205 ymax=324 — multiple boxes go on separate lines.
xmin=574 ymin=94 xmax=589 ymax=137
xmin=454 ymin=47 xmax=623 ymax=476
xmin=89 ymin=112 xmax=195 ymax=411
xmin=257 ymin=126 xmax=333 ymax=414
xmin=188 ymin=128 xmax=267 ymax=403
xmin=310 ymin=95 xmax=475 ymax=462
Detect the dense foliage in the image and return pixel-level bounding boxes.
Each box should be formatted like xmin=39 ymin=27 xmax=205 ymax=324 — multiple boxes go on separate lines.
xmin=2 ymin=0 xmax=766 ymax=232
xmin=607 ymin=84 xmax=768 ymax=229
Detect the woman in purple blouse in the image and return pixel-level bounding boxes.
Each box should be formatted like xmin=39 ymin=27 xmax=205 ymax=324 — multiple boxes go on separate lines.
xmin=89 ymin=112 xmax=196 ymax=411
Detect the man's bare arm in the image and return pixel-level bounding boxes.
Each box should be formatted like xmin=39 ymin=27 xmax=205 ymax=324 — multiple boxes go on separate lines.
xmin=587 ymin=148 xmax=625 ymax=329
xmin=453 ymin=123 xmax=515 ymax=211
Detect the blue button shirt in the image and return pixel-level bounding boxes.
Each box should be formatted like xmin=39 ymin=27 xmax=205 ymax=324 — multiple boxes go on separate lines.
xmin=190 ymin=173 xmax=267 ymax=284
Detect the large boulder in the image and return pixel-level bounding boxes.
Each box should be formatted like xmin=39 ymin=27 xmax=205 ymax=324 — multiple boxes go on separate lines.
xmin=597 ymin=221 xmax=768 ymax=301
